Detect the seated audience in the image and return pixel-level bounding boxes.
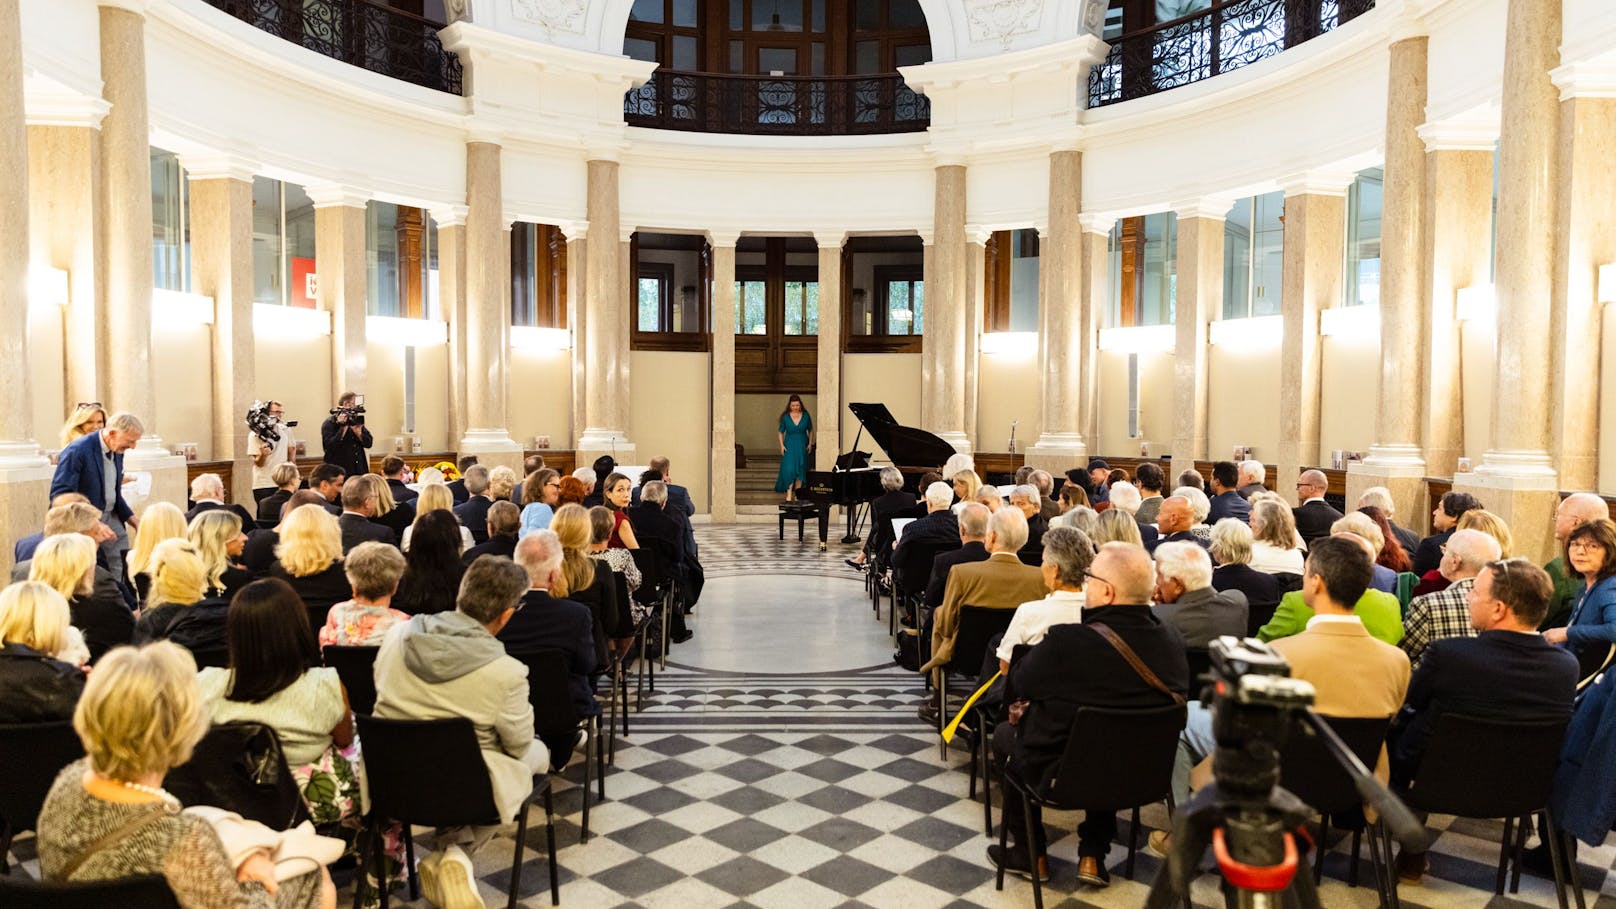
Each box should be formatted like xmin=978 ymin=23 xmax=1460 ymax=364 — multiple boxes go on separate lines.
xmin=392 ymin=511 xmax=467 ymax=616
xmin=335 ymin=476 xmax=395 ymax=553
xmin=14 ymin=502 xmax=129 ymax=603
xmin=1546 ymin=494 xmax=1611 ymax=629
xmin=1150 ymin=495 xmax=1206 ymax=554
xmin=0 ymin=581 xmax=87 ymax=721
xmin=942 ymin=452 xmax=975 ymax=483
xmin=444 ymin=455 xmax=477 ymax=503
xmin=1358 ymin=504 xmax=1413 ymax=573
xmin=381 ymin=455 xmax=418 ymax=504
xmin=975 ymin=484 xmax=1003 ymax=513
xmin=1105 ymin=481 xmax=1159 ymax=549
xmin=1400 ymin=528 xmax=1500 ymax=668
xmin=1092 ymin=507 xmax=1144 ymax=547
xmin=920 ymin=508 xmax=1045 ymax=677
xmin=952 ymin=468 xmax=982 ymax=506
xmin=1458 ymin=508 xmax=1513 ymax=558
xmin=1414 ymin=491 xmax=1483 ymax=575
xmin=15 ymin=493 xmax=109 ymax=565
xmin=1331 ymin=512 xmax=1399 ymax=593
xmin=463 ymin=501 xmax=521 ymax=564
xmin=256 ymin=462 xmax=303 ymax=526
xmin=188 ymin=509 xmax=252 ymax=603
xmin=1236 ymin=460 xmax=1267 ymax=500
xmin=990 ymin=542 xmax=1188 ymax=886
xmin=504 ymin=532 xmax=597 ymax=767
xmin=566 ymin=469 xmax=595 ymax=503
xmin=1178 ymin=485 xmax=1216 ymax=545
xmin=519 ymin=468 xmax=562 ymax=536
xmin=1054 ymin=503 xmax=1099 ymax=539
xmin=309 ymin=463 xmax=347 ymax=516
xmin=452 ymin=466 xmax=494 ymax=546
xmin=1257 ymin=533 xmax=1405 ymax=645
xmin=896 ymin=482 xmax=961 ymax=556
xmin=1248 ymin=497 xmax=1305 ymax=574
xmin=849 ymin=467 xmax=917 ymax=569
xmin=1134 ymin=462 xmax=1166 ymax=524
xmin=362 ymin=473 xmax=414 ymax=542
xmin=1152 ymin=541 xmax=1248 ymax=648
xmin=242 ymin=490 xmax=328 ymax=577
xmin=1084 ymin=458 xmax=1111 ymax=505
xmin=403 ymin=482 xmax=475 ymax=553
xmin=1208 ymin=519 xmax=1282 ymax=636
xmin=489 ymin=465 xmax=520 ymax=508
xmin=523 ymin=454 xmax=545 ymax=477
xmin=923 ymin=502 xmax=992 ymax=616
xmin=27 ymin=533 xmax=130 ymax=663
xmin=600 ymin=472 xmax=640 ymax=549
xmin=589 ymin=506 xmax=663 ymax=645
xmin=185 ymin=473 xmax=255 ymax=532
xmin=1177 ymin=467 xmax=1206 ymax=495
xmin=1358 ymin=486 xmax=1421 ymax=556
xmin=626 ymin=480 xmax=688 ymax=566
xmin=994 ymin=526 xmax=1092 ymax=672
xmin=37 ymin=642 xmax=335 ymax=907
xmin=1052 ymin=480 xmax=1090 ymax=521
xmin=1542 ymin=518 xmax=1616 ymax=667
xmin=132 ymin=539 xmax=210 ymax=640
xmin=320 ymin=541 xmax=409 ymax=647
xmin=374 ymin=555 xmax=550 ymax=885
xmin=551 ymin=504 xmax=619 ymax=671
xmin=1206 ymin=461 xmax=1251 ymax=524
xmin=1029 ymin=471 xmax=1060 ymax=522
xmin=1292 ymin=469 xmax=1344 ymax=547
xmin=1008 ymin=484 xmax=1048 ymax=566
xmin=268 ymin=505 xmax=351 ymax=630
xmin=556 ymin=475 xmax=590 ymax=508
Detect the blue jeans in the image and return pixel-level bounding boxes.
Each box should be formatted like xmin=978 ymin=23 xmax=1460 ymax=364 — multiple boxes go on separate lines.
xmin=1174 ymin=702 xmax=1216 ymax=809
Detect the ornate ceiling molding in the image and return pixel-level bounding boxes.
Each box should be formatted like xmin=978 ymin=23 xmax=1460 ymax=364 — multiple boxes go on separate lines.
xmin=963 ymin=0 xmax=1044 ymax=50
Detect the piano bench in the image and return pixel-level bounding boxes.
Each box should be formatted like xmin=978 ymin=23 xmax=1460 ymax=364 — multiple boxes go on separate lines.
xmin=779 ymin=501 xmax=824 ymax=544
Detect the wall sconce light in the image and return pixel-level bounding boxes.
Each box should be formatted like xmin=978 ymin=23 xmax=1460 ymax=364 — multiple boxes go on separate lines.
xmin=253 ymin=303 xmax=332 ymax=339
xmin=1319 ymin=304 xmax=1380 ymax=341
xmin=153 ymin=288 xmax=216 ymax=325
xmin=1208 ymin=314 xmax=1283 ymax=350
xmin=1598 ymin=263 xmax=1615 ymax=305
xmin=981 ymin=331 xmax=1038 ymax=356
xmin=511 ymin=326 xmax=571 ymax=352
xmin=1455 ymin=284 xmax=1496 ymax=323
xmin=367 ymin=316 xmax=447 ymax=347
xmin=30 ymin=266 xmax=69 ymax=310
xmin=1097 ymin=324 xmax=1176 ymax=353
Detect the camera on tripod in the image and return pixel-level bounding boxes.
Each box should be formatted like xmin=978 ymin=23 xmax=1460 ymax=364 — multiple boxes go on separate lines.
xmin=330 ymin=394 xmax=366 ymax=425
xmin=1205 ymin=637 xmax=1316 ymax=798
xmin=244 ymin=401 xmax=296 ymax=445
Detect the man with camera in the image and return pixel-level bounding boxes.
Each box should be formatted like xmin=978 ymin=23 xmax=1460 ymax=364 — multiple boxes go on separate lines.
xmin=320 ymin=391 xmax=372 ymax=483
xmin=246 ymin=400 xmax=297 ymax=503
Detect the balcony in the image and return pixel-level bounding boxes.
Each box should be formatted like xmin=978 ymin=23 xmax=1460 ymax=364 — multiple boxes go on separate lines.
xmin=623 ymin=71 xmax=930 ymax=136
xmin=1088 ymin=0 xmax=1375 ymax=108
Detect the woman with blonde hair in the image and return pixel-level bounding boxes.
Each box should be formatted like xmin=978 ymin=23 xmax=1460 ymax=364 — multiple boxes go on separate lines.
xmin=27 ymin=534 xmax=126 ymax=663
xmin=268 ymin=505 xmax=350 ymax=629
xmin=952 ymin=469 xmax=982 ymax=505
xmin=36 ymin=641 xmax=335 ymax=907
xmin=59 ymin=402 xmax=106 ymax=448
xmin=188 ymin=509 xmax=251 ymax=602
xmin=400 ymin=482 xmax=474 ymax=553
xmin=362 ymin=473 xmax=414 ymax=542
xmin=127 ymin=501 xmax=188 ymax=603
xmin=550 ymin=503 xmax=617 ymax=672
xmin=132 ymin=539 xmax=215 ymax=644
xmin=1248 ymin=498 xmax=1306 ymax=574
xmin=0 ymin=581 xmax=87 ymax=721
xmin=1092 ymin=508 xmax=1143 ymax=547
xmin=488 ymin=465 xmax=519 ymax=505
xmin=1457 ymin=508 xmax=1513 ymax=558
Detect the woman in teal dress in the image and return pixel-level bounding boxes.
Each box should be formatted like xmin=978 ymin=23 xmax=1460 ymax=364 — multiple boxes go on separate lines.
xmin=774 ymin=394 xmax=815 ymax=499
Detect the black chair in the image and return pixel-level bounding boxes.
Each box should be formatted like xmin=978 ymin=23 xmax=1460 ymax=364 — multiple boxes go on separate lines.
xmin=933 ymin=605 xmax=1016 ymax=755
xmin=510 ymin=649 xmax=603 ymax=843
xmin=323 ymin=645 xmax=380 ymax=715
xmin=1399 ymin=714 xmax=1580 ymax=909
xmin=1184 ymin=648 xmax=1212 ymax=702
xmin=995 ymin=703 xmax=1188 ymax=909
xmin=0 ymin=873 xmax=181 ymax=907
xmin=0 ymin=721 xmax=84 ymax=874
xmin=892 ymin=539 xmax=959 ymax=636
xmin=162 ymin=722 xmax=307 ymax=831
xmin=1276 ymin=715 xmax=1394 ymax=901
xmin=354 ymin=715 xmax=558 ymax=908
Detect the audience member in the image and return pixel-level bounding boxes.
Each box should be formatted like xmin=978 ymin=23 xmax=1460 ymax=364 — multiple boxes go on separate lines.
xmin=519 ymin=468 xmax=562 ymax=536
xmin=1414 ymin=491 xmax=1482 ymax=575
xmin=133 ymin=539 xmax=211 ymax=642
xmin=15 ymin=502 xmax=131 ymax=611
xmin=49 ymin=411 xmax=143 ymax=577
xmin=392 ymin=511 xmax=467 ymax=617
xmin=975 ymin=484 xmax=1003 ymax=513
xmin=1028 ymin=471 xmax=1059 ymax=522
xmin=14 ymin=493 xmax=107 ymax=564
xmin=268 ymin=505 xmax=351 ymax=629
xmin=523 ymin=454 xmax=545 ymax=477
xmin=1400 ymin=528 xmax=1500 ymax=668
xmin=1150 ymin=495 xmax=1206 ymax=554
xmin=1092 ymin=508 xmax=1144 ymax=547
xmin=920 ymin=508 xmax=1044 ymax=679
xmin=1056 ymin=504 xmax=1100 ymax=539
xmin=187 ymin=509 xmax=253 ymax=602
xmin=568 ymin=468 xmax=596 ymax=500
xmin=1177 ymin=467 xmax=1205 ymax=495
xmin=462 ymin=500 xmax=520 ymax=565
xmin=1134 ymin=462 xmax=1166 ymax=524
xmin=374 ymin=555 xmax=549 ymax=901
xmin=994 ymin=526 xmax=1093 ymax=672
xmin=1177 ymin=485 xmax=1215 ymax=546
xmin=600 ymin=472 xmax=641 ymax=549
xmin=639 ymin=457 xmax=699 ymax=561
xmin=59 ymin=402 xmax=107 ymax=448
xmin=848 ymin=467 xmax=915 ymax=569
xmin=452 ymin=465 xmax=494 ymax=546
xmin=1153 ymin=541 xmax=1248 ymax=647
xmin=952 ymin=469 xmax=982 ymax=505
xmin=403 ymin=483 xmax=475 ymax=553
xmin=1206 ymin=461 xmax=1251 ymax=524
xmin=505 ymin=532 xmax=598 ymax=767
xmin=1358 ymin=486 xmax=1420 ymax=555
xmin=1331 ymin=512 xmax=1399 ymax=593
xmin=990 ymin=542 xmax=1188 ymax=886
xmin=37 ymin=642 xmax=335 ymax=907
xmin=241 ymin=490 xmax=327 ymax=576
xmin=382 ymin=456 xmax=418 ymax=504
xmin=1085 ymin=458 xmax=1111 ymax=504
xmin=1457 ymin=508 xmax=1513 ymax=558
xmin=551 ymin=503 xmax=619 ymax=672
xmin=334 ymin=476 xmax=395 ymax=553
xmin=184 ymin=473 xmax=255 ymax=532
xmin=0 ymin=581 xmax=87 ymax=721
xmin=488 ymin=465 xmax=520 ymax=507
xmin=1053 ymin=480 xmax=1090 ymax=518
xmin=309 ymin=463 xmax=348 ymax=516
xmin=445 ymin=454 xmax=478 ymax=503
xmin=1257 ymin=533 xmax=1405 ymax=645
xmin=585 ymin=457 xmax=616 ymax=508
xmin=321 ymin=541 xmax=409 ymax=647
xmin=1291 ymin=469 xmax=1343 ymax=547
xmin=922 ymin=502 xmax=992 ymax=616
xmin=1358 ymin=504 xmax=1413 ymax=573
xmin=1008 ymin=484 xmax=1048 ymax=566
xmin=627 ymin=480 xmax=689 ymax=568
xmin=896 ymin=482 xmax=961 ymax=556
xmin=1208 ymin=518 xmax=1282 ymax=634
xmin=361 ymin=473 xmax=414 ymax=542
xmin=1545 ymin=493 xmax=1611 ymax=629
xmin=24 ymin=531 xmax=129 ymax=663
xmin=1542 ymin=519 xmax=1616 ymax=676
xmin=1248 ymin=498 xmax=1305 ymax=574
xmin=1104 ymin=481 xmax=1159 ymax=549
xmin=256 ymin=462 xmax=303 ymax=526
xmin=942 ymin=452 xmax=976 ymax=483
xmin=589 ymin=506 xmax=655 ymax=646
xmin=1236 ymin=460 xmax=1267 ymax=500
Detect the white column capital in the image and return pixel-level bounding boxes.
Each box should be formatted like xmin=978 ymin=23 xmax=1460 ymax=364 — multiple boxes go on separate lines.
xmin=916 ymin=229 xmax=935 ymax=246
xmin=965 ymin=225 xmax=993 ymax=246
xmin=24 ymin=91 xmax=110 ymax=129
xmin=1030 ymin=221 xmax=1049 ymax=237
xmin=1277 ymin=169 xmax=1359 ymax=197
xmin=1386 ymin=9 xmax=1427 ymax=44
xmin=585 ymin=145 xmax=626 ymax=164
xmin=811 ymin=230 xmax=847 ymax=249
xmin=619 ymin=226 xmax=637 ymax=244
xmin=706 ymin=229 xmax=741 ymax=248
xmin=1550 ymin=61 xmax=1616 ymax=101
xmin=429 ymin=204 xmax=469 ymax=228
xmin=1418 ymin=115 xmax=1500 ymax=152
xmin=1078 ymin=212 xmax=1115 ymax=235
xmin=1173 ymin=197 xmax=1235 ymax=221
xmin=304 ymin=184 xmax=371 ymax=209
xmin=931 ymin=153 xmax=968 ymax=170
xmin=97 ymin=0 xmax=150 ymax=15
xmin=180 ymin=154 xmax=258 ymax=183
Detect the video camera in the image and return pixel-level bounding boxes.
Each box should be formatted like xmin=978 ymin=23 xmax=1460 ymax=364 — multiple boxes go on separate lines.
xmin=330 ymin=394 xmax=366 ymax=425
xmin=1204 ymin=637 xmax=1316 ymax=800
xmin=245 ymin=401 xmax=296 ymax=445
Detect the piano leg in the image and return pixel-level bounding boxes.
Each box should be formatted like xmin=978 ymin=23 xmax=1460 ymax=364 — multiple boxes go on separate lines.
xmin=818 ymin=503 xmax=829 ymax=551
xmin=841 ymin=503 xmax=862 ymax=546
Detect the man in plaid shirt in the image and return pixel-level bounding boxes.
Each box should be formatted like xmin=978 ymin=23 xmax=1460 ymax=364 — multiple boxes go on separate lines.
xmin=1401 ymin=529 xmax=1503 ymax=668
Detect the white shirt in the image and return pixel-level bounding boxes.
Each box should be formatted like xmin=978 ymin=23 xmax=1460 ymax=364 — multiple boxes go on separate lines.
xmin=996 ymin=588 xmax=1086 ymax=663
xmin=1250 ymin=541 xmax=1305 ymax=575
xmin=1304 ymin=613 xmax=1363 ymax=631
xmin=248 ymin=423 xmax=295 ymax=489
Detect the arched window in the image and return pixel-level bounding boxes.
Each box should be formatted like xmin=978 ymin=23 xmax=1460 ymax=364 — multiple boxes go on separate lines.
xmin=624 ymin=0 xmax=931 ymax=76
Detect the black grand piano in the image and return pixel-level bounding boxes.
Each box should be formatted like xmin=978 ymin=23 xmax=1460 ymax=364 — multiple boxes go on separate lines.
xmin=797 ymin=402 xmax=958 ymax=547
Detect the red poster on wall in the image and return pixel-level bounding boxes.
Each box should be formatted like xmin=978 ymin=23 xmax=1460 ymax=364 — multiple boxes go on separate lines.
xmin=291 ymin=257 xmax=318 ymax=308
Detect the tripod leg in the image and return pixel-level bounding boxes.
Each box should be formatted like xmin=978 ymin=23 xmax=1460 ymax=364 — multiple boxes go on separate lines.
xmin=1363 ymin=818 xmax=1388 ymax=909
xmin=1496 ymin=816 xmax=1514 ymax=895
xmin=1543 ymin=810 xmax=1571 ymax=909
xmin=1349 ymin=827 xmax=1361 ymax=888
xmin=1314 ymin=816 xmax=1328 ymax=884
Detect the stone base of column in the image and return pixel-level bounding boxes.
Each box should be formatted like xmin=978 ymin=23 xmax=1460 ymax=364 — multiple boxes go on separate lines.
xmin=935 ymin=431 xmax=972 ymax=454
xmin=1346 ymin=444 xmax=1427 ymax=531
xmin=1452 ymin=450 xmax=1560 ymax=562
xmin=0 ymin=445 xmax=54 ymax=575
xmin=575 ymin=429 xmax=637 ymax=475
xmin=1024 ymin=434 xmax=1088 ymax=474
xmin=711 ymin=429 xmax=736 ymax=524
xmin=125 ymin=439 xmax=189 ymax=512
xmin=458 ymin=428 xmax=525 ymax=474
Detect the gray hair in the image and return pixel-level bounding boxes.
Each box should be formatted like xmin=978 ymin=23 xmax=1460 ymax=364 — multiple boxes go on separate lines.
xmin=189 ymin=473 xmax=224 ymax=500
xmin=1155 ymin=541 xmax=1213 ymax=591
xmin=1331 ymin=511 xmax=1384 ymax=554
xmin=1446 ymin=528 xmax=1502 ymax=575
xmin=1010 ymin=484 xmax=1040 ymax=509
xmin=1173 ymin=486 xmax=1211 ymax=524
xmin=1108 ymin=481 xmax=1142 ymax=514
xmin=942 ymin=452 xmax=974 ymax=481
xmin=572 ymin=467 xmax=597 ymax=488
xmin=514 ymin=530 xmax=565 ymax=586
xmin=988 ymin=506 xmax=1029 ymax=552
xmin=1251 ymin=498 xmax=1299 ymax=548
xmin=958 ymin=502 xmax=989 ymax=539
xmin=975 ymin=485 xmax=1002 ymax=508
xmin=1210 ymin=518 xmax=1254 ymax=566
xmin=340 ymin=475 xmax=376 ymax=510
xmin=1030 ymin=470 xmax=1054 ymax=496
xmin=641 ymin=480 xmax=668 ymax=505
xmin=1357 ymin=486 xmax=1395 ymax=514
xmin=271 ymin=462 xmax=301 ymax=488
xmin=1059 ymin=505 xmax=1100 ymax=539
xmin=457 ymin=555 xmax=530 ymax=623
xmin=1093 ymin=509 xmax=1143 ymax=546
xmin=924 ymin=481 xmax=953 ymax=509
xmin=1240 ymin=460 xmax=1266 ymax=485
xmin=344 ymin=541 xmax=406 ymax=600
xmin=107 ymin=412 xmax=144 ymax=435
xmin=462 ymin=465 xmax=491 ymax=495
xmin=1042 ymin=526 xmax=1096 ymax=586
xmin=879 ymin=466 xmax=905 ymax=492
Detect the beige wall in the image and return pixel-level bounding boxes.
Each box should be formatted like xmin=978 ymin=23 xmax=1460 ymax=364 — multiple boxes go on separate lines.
xmin=1458 ymin=317 xmax=1496 ymax=466
xmin=364 ymin=341 xmax=406 ymax=452
xmin=1095 ymin=350 xmax=1175 ymax=459
xmin=509 ymin=346 xmax=573 ymax=448
xmin=840 ymin=353 xmax=920 ymax=464
xmin=1318 ymin=330 xmax=1380 ymax=460
xmin=1602 ymin=303 xmax=1616 ymax=496
xmin=28 ymin=302 xmax=67 ymax=453
xmin=254 ymin=332 xmax=332 ymax=459
xmin=1207 ymin=341 xmax=1281 ymax=462
xmin=152 ymin=319 xmax=214 ymax=458
xmin=737 ymin=393 xmax=818 ymax=457
xmin=629 ymin=350 xmax=711 ymax=512
xmin=974 ymin=349 xmax=1041 ymax=452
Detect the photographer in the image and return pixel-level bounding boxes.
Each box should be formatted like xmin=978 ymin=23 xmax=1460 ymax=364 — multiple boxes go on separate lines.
xmin=320 ymin=391 xmax=373 ymax=482
xmin=246 ymin=400 xmax=297 ymax=503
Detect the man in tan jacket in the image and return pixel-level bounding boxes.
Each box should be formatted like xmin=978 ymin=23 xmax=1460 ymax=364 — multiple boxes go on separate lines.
xmin=920 ymin=507 xmax=1046 ymax=675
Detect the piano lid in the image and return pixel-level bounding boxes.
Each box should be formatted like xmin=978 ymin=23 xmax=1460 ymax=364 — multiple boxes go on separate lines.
xmin=846 ymin=402 xmax=958 ymax=470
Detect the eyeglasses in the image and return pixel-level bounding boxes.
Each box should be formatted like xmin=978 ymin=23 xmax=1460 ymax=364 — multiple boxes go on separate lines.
xmin=545 ymin=481 xmax=561 ymax=488
xmin=77 ymin=402 xmax=103 ymax=410
xmin=1569 ymin=539 xmax=1607 ymax=551
xmin=1083 ymin=569 xmax=1115 ymax=588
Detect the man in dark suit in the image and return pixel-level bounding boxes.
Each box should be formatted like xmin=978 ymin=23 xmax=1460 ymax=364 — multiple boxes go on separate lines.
xmin=1152 ymin=541 xmax=1248 ymax=648
xmin=185 ymin=473 xmax=257 ymax=532
xmin=1149 ymin=496 xmax=1208 ymax=554
xmin=1206 ymin=461 xmax=1251 ymax=525
xmin=633 ymin=457 xmax=699 ymax=559
xmin=627 ymin=481 xmax=688 ymax=564
xmin=924 ymin=503 xmax=991 ymax=614
xmin=319 ymin=391 xmax=372 ymax=482
xmin=11 ymin=503 xmax=129 ymax=610
xmin=502 ymin=531 xmax=598 ymax=767
xmin=1412 ymin=491 xmax=1483 ymax=576
xmin=453 ymin=465 xmax=494 ymax=545
xmin=382 ymin=456 xmax=418 ymax=504
xmin=849 ymin=467 xmax=921 ymax=570
xmin=1292 ymin=469 xmax=1344 ymax=547
xmin=895 ymin=482 xmax=960 ymax=553
xmin=1236 ymin=460 xmax=1268 ymax=500
xmin=445 ymin=455 xmax=478 ymax=504
xmin=1008 ymin=485 xmax=1048 ymax=566
xmin=990 ymin=542 xmax=1189 ymax=885
xmin=50 ymin=411 xmax=143 ymax=576
xmin=463 ymin=501 xmax=520 ymax=565
xmin=336 ymin=477 xmax=395 ymax=553
xmin=308 ymin=463 xmax=347 ymax=516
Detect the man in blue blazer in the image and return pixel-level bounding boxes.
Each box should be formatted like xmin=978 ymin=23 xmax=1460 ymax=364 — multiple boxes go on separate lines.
xmin=50 ymin=412 xmax=144 ymax=576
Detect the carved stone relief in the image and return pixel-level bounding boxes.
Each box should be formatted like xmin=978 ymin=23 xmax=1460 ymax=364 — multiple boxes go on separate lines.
xmin=963 ymin=0 xmax=1045 ymax=49
xmin=511 ymin=0 xmax=590 ymax=35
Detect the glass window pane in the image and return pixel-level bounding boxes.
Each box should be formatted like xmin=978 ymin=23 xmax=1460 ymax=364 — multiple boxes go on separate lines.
xmin=251 ymin=177 xmax=284 ymax=305
xmin=811 ymin=42 xmax=824 ymax=76
xmin=284 ymin=183 xmax=317 ymax=308
xmin=754 ymin=0 xmax=803 ymax=30
xmin=624 ymin=36 xmax=659 ymax=63
xmin=365 ymin=201 xmax=401 ymax=317
xmin=630 ymin=0 xmax=663 ymax=23
xmin=888 ymin=281 xmax=913 ymax=334
xmin=784 ymin=282 xmax=804 ymax=335
xmin=150 ymin=150 xmax=187 ymax=292
xmin=856 ymin=0 xmax=881 ymax=30
xmin=891 ymin=0 xmax=926 ymax=28
xmin=638 ymin=277 xmax=661 ymax=331
xmin=1222 ymin=199 xmax=1252 ymax=319
xmin=672 ymin=35 xmax=697 ymax=70
xmin=1139 ymin=212 xmax=1177 ymax=326
xmin=423 ymin=216 xmax=439 ymax=321
xmin=805 ymin=281 xmax=819 ymax=334
xmin=855 ymin=40 xmax=879 ymax=74
xmin=911 ymin=281 xmax=924 ymax=334
xmin=759 ymin=47 xmax=797 ymax=74
xmin=731 ymin=0 xmax=743 ymax=30
xmin=811 ymin=0 xmax=824 ymax=32
xmin=737 ymin=281 xmax=767 ymax=334
xmin=1345 ymin=167 xmax=1383 ymax=307
xmin=729 ymin=40 xmax=743 ymax=72
xmin=1252 ymin=191 xmax=1285 ymax=316
xmin=672 ymin=0 xmax=697 ymax=27
xmin=1008 ymin=228 xmax=1040 ymax=332
xmin=894 ymin=43 xmax=930 ymax=67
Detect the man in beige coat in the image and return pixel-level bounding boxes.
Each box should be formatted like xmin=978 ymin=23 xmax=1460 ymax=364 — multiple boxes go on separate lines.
xmin=921 ymin=507 xmax=1046 ymax=676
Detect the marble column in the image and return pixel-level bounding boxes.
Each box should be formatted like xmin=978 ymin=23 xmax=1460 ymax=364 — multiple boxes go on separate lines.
xmin=964 ymin=228 xmax=987 ymax=448
xmin=578 ymin=157 xmax=634 ymax=462
xmin=309 ymin=190 xmax=368 ymax=399
xmin=709 ymin=235 xmax=738 ymax=522
xmin=1349 ymin=32 xmax=1429 ymax=516
xmin=930 ymin=165 xmax=969 ymax=451
xmin=185 ymin=162 xmax=257 ymax=504
xmin=1276 ymin=176 xmax=1349 ymax=502
xmin=431 ymin=206 xmax=468 ymax=448
xmin=1079 ymin=215 xmax=1112 ymax=454
xmin=1028 ymin=149 xmax=1087 ymax=470
xmin=26 ymin=121 xmax=105 ymax=406
xmin=1170 ymin=204 xmax=1227 ymax=480
xmin=99 ymin=0 xmax=185 ymax=503
xmin=1417 ymin=134 xmax=1495 ymax=481
xmin=0 ymin=0 xmax=54 ymax=575
xmin=1453 ymin=0 xmax=1562 ymax=561
xmin=457 ymin=141 xmax=521 ymax=470
xmin=1548 ymin=81 xmax=1616 ymax=492
xmin=814 ymin=232 xmax=844 ymax=471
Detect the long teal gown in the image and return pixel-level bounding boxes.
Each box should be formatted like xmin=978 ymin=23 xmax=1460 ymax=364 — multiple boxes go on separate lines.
xmin=774 ymin=411 xmax=813 ymax=493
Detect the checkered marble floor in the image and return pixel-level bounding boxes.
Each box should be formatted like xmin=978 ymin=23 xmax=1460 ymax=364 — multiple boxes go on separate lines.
xmin=9 ymin=524 xmax=1616 ymax=907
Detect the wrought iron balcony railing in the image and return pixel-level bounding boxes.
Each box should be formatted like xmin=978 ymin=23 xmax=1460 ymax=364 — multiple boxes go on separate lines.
xmin=1088 ymin=0 xmax=1375 ymax=108
xmin=624 ymin=70 xmax=930 ymax=136
xmin=203 ymin=0 xmax=462 ymax=95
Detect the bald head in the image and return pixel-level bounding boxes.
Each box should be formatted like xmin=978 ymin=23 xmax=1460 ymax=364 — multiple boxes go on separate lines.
xmin=1087 ymin=542 xmax=1156 ymax=605
xmin=1297 ymin=469 xmax=1329 ymax=501
xmin=1556 ymin=493 xmax=1612 ymax=542
xmin=1442 ymin=528 xmax=1502 ymax=581
xmin=1157 ymin=496 xmax=1193 ymax=534
xmin=514 ymin=530 xmax=564 ymax=589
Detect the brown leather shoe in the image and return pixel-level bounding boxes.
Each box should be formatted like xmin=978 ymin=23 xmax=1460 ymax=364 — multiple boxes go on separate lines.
xmin=1394 ymin=849 xmax=1428 ymax=884
xmin=1076 ymin=855 xmax=1110 ymax=887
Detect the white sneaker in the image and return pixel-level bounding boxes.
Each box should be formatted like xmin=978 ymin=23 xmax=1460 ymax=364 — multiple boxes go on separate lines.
xmin=416 ymin=850 xmax=444 ymax=907
xmin=432 ymin=844 xmax=486 ymax=909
